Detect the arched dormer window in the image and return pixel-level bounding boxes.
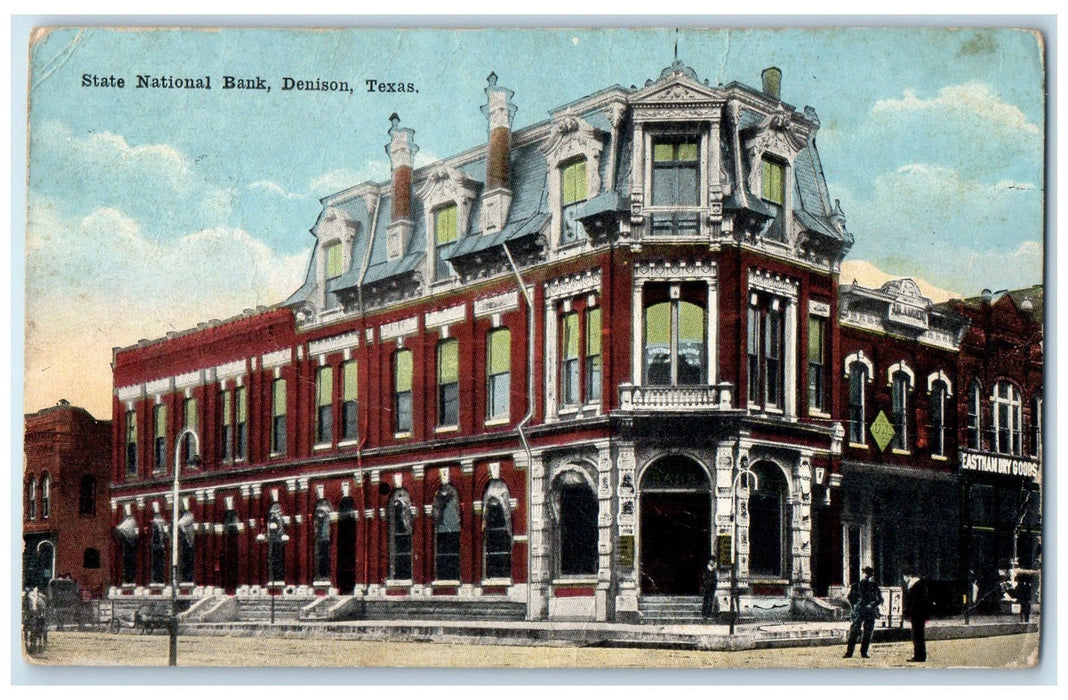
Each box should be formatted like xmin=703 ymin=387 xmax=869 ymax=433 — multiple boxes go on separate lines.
xmin=416 ymin=166 xmax=478 ymax=283
xmin=539 ymin=115 xmax=605 ymax=249
xmin=314 ymin=206 xmax=359 ymax=311
xmin=744 ymin=108 xmax=806 ymax=245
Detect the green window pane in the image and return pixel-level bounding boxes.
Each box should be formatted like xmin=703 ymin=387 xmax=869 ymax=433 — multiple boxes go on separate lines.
xmin=395 ymin=350 xmax=413 ymax=392
xmin=762 ymin=158 xmax=785 ymax=204
xmin=154 ymin=405 xmax=167 ymax=434
xmin=343 ymin=361 xmax=358 ymax=401
xmin=325 ymin=243 xmax=344 ymax=278
xmin=127 ymin=411 xmax=137 ymax=440
xmin=653 ymin=143 xmax=675 ymax=162
xmin=184 ymin=398 xmax=197 ymax=428
xmin=438 ymin=340 xmax=459 ymax=385
xmin=676 ymin=142 xmax=698 ymax=161
xmin=222 ymin=391 xmax=232 ymax=427
xmin=488 ymin=329 xmax=511 ymax=374
xmin=317 ymin=367 xmax=333 ymax=406
xmin=808 ymin=317 xmax=824 ymax=361
xmin=435 ymin=205 xmax=458 ymax=245
xmin=644 ymin=302 xmax=671 ymax=346
xmin=236 ymin=387 xmax=247 ymax=421
xmin=586 ymin=307 xmax=601 ymax=357
xmin=678 ymin=301 xmax=705 ymax=342
xmin=562 ymin=160 xmax=587 ymax=205
xmin=273 ymin=379 xmax=287 ymax=417
xmin=562 ymin=312 xmax=580 ymax=359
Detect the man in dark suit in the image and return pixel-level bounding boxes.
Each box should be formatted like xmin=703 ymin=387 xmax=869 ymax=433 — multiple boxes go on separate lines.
xmin=700 ymin=559 xmax=718 ymax=620
xmin=903 ymin=569 xmax=931 ymax=662
xmin=843 ymin=565 xmax=882 ymax=658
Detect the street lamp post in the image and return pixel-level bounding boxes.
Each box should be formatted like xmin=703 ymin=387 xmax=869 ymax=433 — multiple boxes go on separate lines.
xmin=729 ymin=459 xmax=759 ymax=636
xmin=169 ymin=428 xmax=200 ymax=667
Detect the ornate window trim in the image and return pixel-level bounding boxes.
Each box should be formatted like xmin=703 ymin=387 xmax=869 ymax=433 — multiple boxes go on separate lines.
xmin=887 ymin=360 xmax=915 ymax=388
xmin=416 ymin=165 xmax=479 ymax=282
xmin=926 ymin=370 xmax=954 ymax=397
xmin=314 ymin=206 xmax=359 ymax=309
xmin=539 ymin=115 xmax=606 ymax=248
xmin=843 ymin=351 xmax=874 ymax=383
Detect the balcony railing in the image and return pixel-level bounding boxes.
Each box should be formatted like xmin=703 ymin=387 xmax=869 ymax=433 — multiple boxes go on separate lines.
xmin=618 ymin=382 xmax=733 ymax=412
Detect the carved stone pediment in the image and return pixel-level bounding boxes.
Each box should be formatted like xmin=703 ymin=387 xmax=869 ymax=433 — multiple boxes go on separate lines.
xmin=316 ymin=206 xmax=359 ymax=244
xmin=630 ymin=74 xmax=723 ymax=122
xmin=416 ymin=165 xmax=480 ymax=211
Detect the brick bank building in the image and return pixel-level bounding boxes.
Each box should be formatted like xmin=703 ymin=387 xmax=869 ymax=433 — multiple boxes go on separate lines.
xmin=106 ymin=63 xmax=1043 ymax=622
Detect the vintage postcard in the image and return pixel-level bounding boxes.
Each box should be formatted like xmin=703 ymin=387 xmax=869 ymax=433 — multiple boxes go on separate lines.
xmin=19 ymin=24 xmax=1044 ymax=672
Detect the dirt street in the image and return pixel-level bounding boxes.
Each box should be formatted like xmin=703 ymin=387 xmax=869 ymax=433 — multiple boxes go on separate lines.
xmin=22 ymin=630 xmax=1040 ymax=669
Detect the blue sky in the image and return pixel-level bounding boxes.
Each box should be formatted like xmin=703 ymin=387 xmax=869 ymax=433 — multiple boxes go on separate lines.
xmin=22 ymin=26 xmax=1046 ymax=416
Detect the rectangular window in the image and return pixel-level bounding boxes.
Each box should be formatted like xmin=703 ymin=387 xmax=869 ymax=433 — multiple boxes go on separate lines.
xmin=235 ymin=385 xmax=248 ymax=460
xmin=761 ymin=157 xmax=786 ymax=205
xmin=271 ymin=378 xmax=287 ymax=455
xmin=643 ymin=283 xmax=707 ymax=386
xmin=651 ymin=137 xmax=700 ymax=235
xmin=487 ymin=328 xmax=511 ymax=421
xmin=434 ymin=204 xmax=458 ymax=279
xmin=929 ymin=382 xmax=946 ymax=457
xmin=315 ymin=366 xmax=334 ymax=445
xmin=585 ymin=307 xmax=602 ymax=403
xmin=1030 ymin=396 xmax=1042 ymax=457
xmin=891 ymin=373 xmax=909 ymax=451
xmin=437 ymin=340 xmax=460 ymax=427
xmin=966 ymin=383 xmax=981 ymax=449
xmin=220 ymin=389 xmax=233 ymax=462
xmin=125 ymin=410 xmax=138 ymax=476
xmin=561 ymin=159 xmax=588 ymax=244
xmin=182 ymin=397 xmax=198 ymax=463
xmin=325 ymin=242 xmax=344 ymax=278
xmin=807 ymin=316 xmax=826 ymax=413
xmin=848 ymin=364 xmax=867 ymax=445
xmin=153 ymin=404 xmax=167 ymax=473
xmin=747 ymin=294 xmax=785 ymax=408
xmin=342 ymin=361 xmax=358 ymax=441
xmin=394 ymin=350 xmax=413 ymax=434
xmin=561 ymin=311 xmax=580 ymax=405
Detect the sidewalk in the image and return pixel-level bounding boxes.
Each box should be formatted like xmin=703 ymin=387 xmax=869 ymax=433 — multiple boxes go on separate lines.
xmin=177 ymin=613 xmax=1038 ymax=651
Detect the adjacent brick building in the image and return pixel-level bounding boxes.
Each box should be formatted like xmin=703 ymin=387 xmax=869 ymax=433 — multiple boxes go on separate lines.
xmin=23 ymin=400 xmax=113 ymax=596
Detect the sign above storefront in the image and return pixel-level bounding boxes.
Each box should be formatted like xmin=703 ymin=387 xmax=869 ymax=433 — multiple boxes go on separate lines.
xmin=960 ymin=451 xmax=1040 ymax=481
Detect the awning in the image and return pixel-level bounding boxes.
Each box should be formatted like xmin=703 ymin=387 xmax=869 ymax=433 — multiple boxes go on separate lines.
xmin=114 ymin=515 xmax=138 ymax=544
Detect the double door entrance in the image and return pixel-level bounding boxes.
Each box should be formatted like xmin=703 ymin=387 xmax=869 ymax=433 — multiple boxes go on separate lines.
xmin=639 ymin=456 xmax=712 ymax=595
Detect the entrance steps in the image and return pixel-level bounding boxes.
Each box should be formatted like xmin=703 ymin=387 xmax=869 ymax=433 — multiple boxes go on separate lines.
xmin=235 ymin=596 xmax=306 ymax=622
xmin=638 ymin=596 xmax=705 ymax=624
xmin=357 ymin=597 xmax=526 ymax=622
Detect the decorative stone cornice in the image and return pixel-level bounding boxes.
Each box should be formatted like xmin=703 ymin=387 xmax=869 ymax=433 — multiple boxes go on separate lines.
xmin=748 ymin=268 xmax=799 ymax=297
xmin=544 ymin=268 xmax=602 ymax=301
xmin=633 ymin=259 xmax=715 ymax=282
xmin=308 ymin=331 xmax=360 ymax=357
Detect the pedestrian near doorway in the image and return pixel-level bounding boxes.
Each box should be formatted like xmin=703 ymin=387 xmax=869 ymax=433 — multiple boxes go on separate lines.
xmin=903 ymin=569 xmax=931 ymax=662
xmin=1014 ymin=576 xmax=1033 ymax=622
xmin=843 ymin=565 xmax=882 ymax=658
xmin=701 ymin=559 xmax=718 ymax=620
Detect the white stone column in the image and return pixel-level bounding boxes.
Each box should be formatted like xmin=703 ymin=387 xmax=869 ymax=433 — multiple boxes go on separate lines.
xmin=595 ymin=442 xmax=614 ymax=621
xmin=543 ymin=300 xmax=558 ymax=422
xmin=785 ymin=298 xmax=798 ymax=419
xmin=527 ymin=452 xmax=549 ymax=619
xmin=790 ymin=457 xmax=814 ymax=597
xmin=614 ymin=442 xmax=639 ymax=620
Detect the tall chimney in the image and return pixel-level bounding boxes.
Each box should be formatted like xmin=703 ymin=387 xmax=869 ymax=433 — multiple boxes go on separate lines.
xmin=480 ymin=72 xmax=517 ymax=235
xmin=762 ymin=66 xmax=782 ymax=99
xmin=385 ymin=113 xmax=418 ymax=260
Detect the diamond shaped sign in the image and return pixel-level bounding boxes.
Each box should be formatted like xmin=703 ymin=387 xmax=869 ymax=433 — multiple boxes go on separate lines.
xmin=870 ymin=410 xmax=896 ymax=452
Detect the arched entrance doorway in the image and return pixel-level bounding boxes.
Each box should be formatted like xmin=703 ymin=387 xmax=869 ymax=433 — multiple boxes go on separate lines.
xmin=748 ymin=461 xmax=789 ymax=579
xmin=221 ymin=510 xmax=240 ymax=594
xmin=336 ymin=497 xmax=357 ymax=594
xmin=640 ymin=455 xmax=711 ymax=594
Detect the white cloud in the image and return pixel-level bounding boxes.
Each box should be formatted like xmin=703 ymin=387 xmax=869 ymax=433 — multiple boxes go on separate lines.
xmin=249 ymin=180 xmax=305 ymax=200
xmin=872 ymin=82 xmax=1041 ymax=137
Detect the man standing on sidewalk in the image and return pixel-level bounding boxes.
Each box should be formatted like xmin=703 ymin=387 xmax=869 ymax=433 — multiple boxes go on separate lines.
xmin=843 ymin=566 xmax=882 ymax=658
xmin=701 ymin=559 xmax=718 ymax=621
xmin=903 ymin=569 xmax=931 ymax=662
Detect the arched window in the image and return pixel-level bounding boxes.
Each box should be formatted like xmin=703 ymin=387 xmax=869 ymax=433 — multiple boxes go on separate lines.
xmin=550 ymin=471 xmax=598 ymax=577
xmin=848 ymin=362 xmax=868 ymax=445
xmin=748 ymin=461 xmax=788 ymax=578
xmin=41 ymin=474 xmax=51 ymax=519
xmin=434 ymin=485 xmax=461 ymax=581
xmin=177 ymin=509 xmax=195 ymax=583
xmin=993 ymin=381 xmax=1022 ymax=455
xmin=336 ymin=497 xmax=357 ymax=594
xmin=265 ymin=502 xmax=287 ymax=584
xmin=929 ymin=380 xmax=948 ymax=457
xmin=182 ymin=397 xmax=198 ymax=462
xmin=483 ymin=481 xmax=512 ymax=580
xmin=221 ymin=510 xmax=240 ymax=593
xmin=80 ymin=475 xmax=97 ymax=516
xmin=387 ymin=490 xmax=413 ymax=581
xmin=27 ymin=477 xmax=37 ymax=520
xmin=967 ymin=381 xmax=982 ymax=450
xmin=891 ymin=371 xmax=911 ymax=451
xmin=643 ymin=282 xmax=707 ymax=386
xmin=313 ymin=499 xmax=332 ymax=582
xmin=115 ymin=513 xmax=138 ymax=584
xmin=150 ymin=514 xmax=168 ymax=584
xmin=83 ymin=547 xmax=101 ymax=569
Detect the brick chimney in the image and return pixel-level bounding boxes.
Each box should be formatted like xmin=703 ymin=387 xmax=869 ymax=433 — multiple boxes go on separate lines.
xmin=762 ymin=67 xmax=782 ymax=99
xmin=385 ymin=113 xmax=418 ymax=260
xmin=480 ymin=72 xmax=517 ymax=235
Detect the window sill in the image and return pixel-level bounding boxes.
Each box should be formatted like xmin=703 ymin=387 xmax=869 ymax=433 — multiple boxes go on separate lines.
xmin=434 ymin=425 xmax=459 ymax=434
xmin=338 ymin=439 xmax=359 ymax=448
xmin=558 ymin=406 xmax=580 ymax=417
xmin=385 ymin=579 xmax=413 ymax=588
xmin=848 ymin=443 xmax=869 ymax=450
xmin=552 ymin=577 xmax=597 ymax=586
xmin=932 ymin=454 xmax=948 ymax=461
xmin=269 ymin=452 xmax=286 ymax=459
xmin=484 ymin=417 xmax=510 ymax=427
xmin=430 ymin=580 xmax=461 ymax=587
xmin=891 ymin=449 xmax=911 ymax=456
xmin=393 ymin=432 xmax=412 ymax=440
xmin=313 ymin=443 xmax=334 ymax=452
xmin=481 ymin=578 xmax=512 ymax=587
xmin=809 ymin=410 xmax=831 ymax=419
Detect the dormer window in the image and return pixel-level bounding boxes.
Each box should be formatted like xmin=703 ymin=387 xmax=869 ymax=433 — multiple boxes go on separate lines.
xmin=651 ymin=137 xmax=700 ymax=235
xmin=560 ymin=159 xmax=588 ymax=244
xmin=325 ymin=242 xmax=344 ymax=279
xmin=433 ymin=204 xmax=458 ymax=280
xmin=761 ymin=157 xmax=785 ymax=205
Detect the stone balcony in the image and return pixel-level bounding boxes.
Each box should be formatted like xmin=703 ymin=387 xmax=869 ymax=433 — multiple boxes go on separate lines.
xmin=618 ymin=382 xmax=734 ymax=412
